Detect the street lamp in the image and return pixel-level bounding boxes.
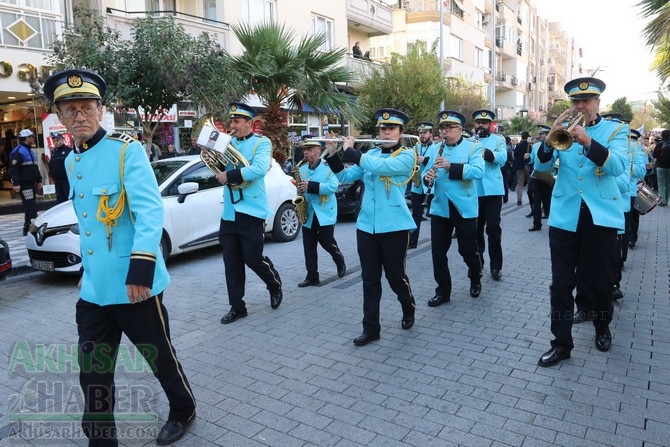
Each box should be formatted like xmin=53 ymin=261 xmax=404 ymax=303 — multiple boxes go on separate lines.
xmin=519 ymin=108 xmax=528 ymax=119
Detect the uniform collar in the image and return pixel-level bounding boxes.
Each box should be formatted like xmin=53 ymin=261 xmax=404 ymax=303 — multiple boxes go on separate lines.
xmin=588 ymin=115 xmax=602 ymax=127
xmin=236 ymin=132 xmax=254 ymax=141
xmin=381 ymin=142 xmax=402 ymax=153
xmin=77 ymin=127 xmax=106 ymax=153
xmin=308 ymin=159 xmax=321 ymax=170
xmin=446 ymin=137 xmax=463 ymax=147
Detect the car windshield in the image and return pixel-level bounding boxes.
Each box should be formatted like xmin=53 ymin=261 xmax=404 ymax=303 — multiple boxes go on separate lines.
xmin=152 ymin=160 xmax=190 ymax=185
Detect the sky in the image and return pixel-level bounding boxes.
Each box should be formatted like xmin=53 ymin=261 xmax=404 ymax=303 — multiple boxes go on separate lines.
xmin=534 ymin=0 xmax=659 ymax=105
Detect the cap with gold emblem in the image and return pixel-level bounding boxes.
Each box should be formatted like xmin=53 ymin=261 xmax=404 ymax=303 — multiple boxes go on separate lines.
xmin=374 ymin=108 xmax=409 ymax=128
xmin=537 ymin=125 xmax=551 ymax=134
xmin=228 ymin=102 xmax=257 ymax=119
xmin=629 ymin=129 xmax=641 ymax=140
xmin=303 ymin=138 xmax=325 ymax=149
xmin=43 ymin=69 xmax=106 ymax=103
xmin=564 ymin=77 xmax=606 ymax=99
xmin=416 ymin=122 xmax=434 ymax=131
xmin=437 ymin=110 xmax=466 ymax=127
xmin=472 ymin=109 xmax=496 ymax=121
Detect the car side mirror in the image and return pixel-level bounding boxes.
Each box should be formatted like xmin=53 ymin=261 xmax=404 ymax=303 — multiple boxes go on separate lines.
xmin=177 ymin=182 xmax=199 ymax=204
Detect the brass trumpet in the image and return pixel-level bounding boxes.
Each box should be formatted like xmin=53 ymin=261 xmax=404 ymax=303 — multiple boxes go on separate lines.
xmin=546 ymin=112 xmax=586 ymax=150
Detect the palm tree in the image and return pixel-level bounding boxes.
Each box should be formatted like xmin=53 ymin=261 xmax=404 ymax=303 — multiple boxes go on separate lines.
xmin=639 ymin=0 xmax=670 ymax=82
xmin=228 ymin=22 xmax=361 ymax=164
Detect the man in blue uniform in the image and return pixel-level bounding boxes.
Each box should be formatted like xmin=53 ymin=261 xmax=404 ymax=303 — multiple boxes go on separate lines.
xmin=48 ymin=132 xmax=73 ymax=203
xmin=296 ymin=138 xmax=346 ymax=287
xmin=43 ymin=69 xmax=196 ymax=445
xmin=626 ymin=129 xmax=649 ymax=250
xmin=424 ymin=111 xmax=485 ymax=306
xmin=408 ymin=121 xmax=437 ymax=248
xmin=325 ymin=108 xmax=417 ymax=346
xmin=534 ymin=77 xmax=628 ymax=367
xmin=9 ymin=129 xmax=42 ymax=235
xmin=528 ymin=125 xmax=553 ymax=231
xmin=216 ymin=102 xmax=283 ymax=324
xmin=472 ymin=110 xmax=507 ymax=280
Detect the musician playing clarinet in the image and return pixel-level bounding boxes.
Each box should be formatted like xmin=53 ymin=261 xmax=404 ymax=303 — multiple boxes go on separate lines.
xmin=424 ymin=111 xmax=484 ymax=308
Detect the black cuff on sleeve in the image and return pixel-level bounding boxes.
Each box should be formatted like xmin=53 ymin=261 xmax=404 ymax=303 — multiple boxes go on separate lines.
xmin=227 ymin=168 xmax=244 ymax=185
xmin=448 ymin=163 xmax=464 ymax=180
xmin=306 ymin=181 xmax=320 ymax=194
xmin=537 ymin=143 xmax=554 ymax=163
xmin=344 ymin=148 xmax=362 ymax=165
xmin=584 ymin=140 xmax=608 ymax=166
xmin=483 ymin=149 xmax=495 ymax=163
xmin=125 ymin=255 xmax=156 ymax=288
xmin=325 ymin=153 xmax=345 ymax=173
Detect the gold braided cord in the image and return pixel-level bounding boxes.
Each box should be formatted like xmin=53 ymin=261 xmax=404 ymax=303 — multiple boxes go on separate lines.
xmin=379 ymin=148 xmax=417 ymax=192
xmin=96 ymin=145 xmax=127 ymax=243
xmin=596 ymin=123 xmax=626 ymax=177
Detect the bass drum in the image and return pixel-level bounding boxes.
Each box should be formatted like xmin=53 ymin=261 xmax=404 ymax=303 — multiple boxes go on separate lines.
xmin=633 ymin=182 xmax=662 ymax=215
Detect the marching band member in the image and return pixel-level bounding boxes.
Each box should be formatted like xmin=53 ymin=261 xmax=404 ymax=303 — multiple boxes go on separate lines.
xmin=424 ymin=111 xmax=485 ymax=307
xmin=528 ymin=125 xmax=553 ymax=231
xmin=325 ymin=108 xmax=417 ymax=346
xmin=534 ymin=77 xmax=628 ymax=367
xmin=408 ymin=121 xmax=438 ymax=248
xmin=625 ymin=129 xmax=649 ymax=250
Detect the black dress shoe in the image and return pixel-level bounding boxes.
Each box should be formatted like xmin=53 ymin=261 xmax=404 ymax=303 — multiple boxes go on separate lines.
xmin=156 ymin=413 xmax=195 ymax=445
xmin=612 ymin=288 xmax=624 ymax=300
xmin=427 ymin=294 xmax=450 ymax=307
xmin=408 ymin=243 xmax=417 ymax=249
xmin=270 ymin=288 xmax=283 ymax=309
xmin=491 ymin=269 xmax=502 ymax=281
xmin=537 ymin=346 xmax=571 ymax=367
xmin=470 ymin=282 xmax=482 ymax=298
xmin=298 ymin=279 xmax=319 ymax=288
xmin=628 ymin=241 xmax=635 ymax=249
xmin=572 ymin=310 xmax=596 ymax=324
xmin=542 ymin=214 xmax=549 ymax=219
xmin=401 ymin=312 xmax=414 ymax=330
xmin=595 ymin=330 xmax=612 ymax=352
xmin=337 ymin=261 xmax=347 ymax=277
xmin=525 ymin=212 xmax=533 ymax=218
xmin=353 ymin=333 xmax=380 ymax=346
xmin=528 ymin=226 xmax=541 ymax=232
xmin=221 ymin=309 xmax=248 ymax=324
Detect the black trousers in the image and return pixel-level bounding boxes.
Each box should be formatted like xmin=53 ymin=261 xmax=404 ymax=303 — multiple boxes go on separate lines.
xmin=357 ymin=229 xmax=415 ymax=335
xmin=54 ymin=179 xmax=70 ymax=204
xmin=548 ymin=205 xmax=617 ymax=349
xmin=409 ymin=192 xmax=425 ymax=246
xmin=19 ymin=183 xmax=38 ymax=231
xmin=219 ymin=213 xmax=282 ymax=312
xmin=476 ymin=195 xmax=503 ymax=271
xmin=302 ymin=215 xmax=344 ymax=282
xmin=627 ymin=197 xmax=640 ymax=244
xmin=431 ymin=202 xmax=481 ymax=299
xmin=76 ymin=295 xmax=196 ymax=445
xmin=531 ymin=179 xmax=553 ymax=227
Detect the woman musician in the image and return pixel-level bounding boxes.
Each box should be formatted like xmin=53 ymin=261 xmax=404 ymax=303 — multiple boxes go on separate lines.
xmin=424 ymin=110 xmax=485 ymax=308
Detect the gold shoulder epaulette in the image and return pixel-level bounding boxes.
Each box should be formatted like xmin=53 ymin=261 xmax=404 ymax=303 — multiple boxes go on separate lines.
xmin=107 ymin=133 xmax=136 ymax=145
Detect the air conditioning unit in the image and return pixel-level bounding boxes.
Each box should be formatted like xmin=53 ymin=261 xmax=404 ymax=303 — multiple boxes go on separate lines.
xmin=511 ymin=76 xmax=518 ymax=85
xmin=482 ymin=13 xmax=490 ymax=25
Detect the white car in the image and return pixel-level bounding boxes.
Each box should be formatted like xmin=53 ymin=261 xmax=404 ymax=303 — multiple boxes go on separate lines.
xmin=26 ymin=156 xmax=301 ymax=273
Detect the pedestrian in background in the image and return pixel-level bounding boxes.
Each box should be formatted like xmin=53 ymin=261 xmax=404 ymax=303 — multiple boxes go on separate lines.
xmin=48 ymin=133 xmax=73 ymax=203
xmin=325 ymin=108 xmax=417 ymax=346
xmin=43 ymin=68 xmax=196 ymax=445
xmin=9 ymin=129 xmax=42 ymax=235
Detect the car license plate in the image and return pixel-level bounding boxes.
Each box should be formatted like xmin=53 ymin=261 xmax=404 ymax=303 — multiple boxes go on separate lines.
xmin=32 ymin=260 xmax=54 ymax=272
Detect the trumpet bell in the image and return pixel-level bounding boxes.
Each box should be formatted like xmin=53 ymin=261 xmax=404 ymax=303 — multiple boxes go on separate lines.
xmin=547 ymin=112 xmax=586 ymax=151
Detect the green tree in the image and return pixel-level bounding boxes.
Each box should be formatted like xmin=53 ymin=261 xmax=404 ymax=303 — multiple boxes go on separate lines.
xmin=548 ymin=99 xmax=570 ymax=121
xmin=652 ymin=92 xmax=670 ymax=127
xmin=639 ymin=0 xmax=670 ymax=83
xmin=497 ymin=116 xmax=539 ymax=136
xmin=607 ymin=97 xmax=634 ymax=122
xmin=227 ymin=22 xmax=361 ymax=164
xmin=32 ymin=7 xmax=243 ymax=147
xmin=355 ymin=42 xmax=449 ymax=134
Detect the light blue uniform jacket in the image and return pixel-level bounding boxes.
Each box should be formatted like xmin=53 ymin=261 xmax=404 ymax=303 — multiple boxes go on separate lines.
xmin=628 ymin=140 xmax=648 ymax=198
xmin=410 ymin=141 xmax=439 ymax=194
xmin=222 ymin=134 xmax=272 ymax=221
xmin=426 ymin=138 xmax=485 ymax=219
xmin=334 ymin=147 xmax=416 ymax=234
xmin=299 ymin=160 xmax=339 ymax=228
xmin=534 ymin=117 xmax=628 ymax=231
xmin=475 ymin=133 xmax=507 ymax=196
xmin=67 ymin=132 xmax=169 ymax=306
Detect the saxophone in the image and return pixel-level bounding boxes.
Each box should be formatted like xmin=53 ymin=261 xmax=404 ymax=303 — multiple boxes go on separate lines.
xmin=292 ymin=159 xmax=307 ymax=225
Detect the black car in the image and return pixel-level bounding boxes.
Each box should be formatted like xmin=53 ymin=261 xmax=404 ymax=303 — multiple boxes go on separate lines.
xmin=331 ymin=135 xmax=419 ymax=218
xmin=0 ymin=237 xmax=12 ymax=281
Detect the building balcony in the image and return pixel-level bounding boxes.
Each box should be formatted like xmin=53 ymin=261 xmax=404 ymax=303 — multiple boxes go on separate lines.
xmin=345 ymin=55 xmax=383 ymax=86
xmin=347 ymin=0 xmax=393 ymax=36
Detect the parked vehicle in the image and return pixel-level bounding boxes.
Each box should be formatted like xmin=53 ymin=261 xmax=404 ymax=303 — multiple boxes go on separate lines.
xmin=0 ymin=237 xmax=11 ymax=280
xmin=26 ymin=156 xmax=300 ymax=274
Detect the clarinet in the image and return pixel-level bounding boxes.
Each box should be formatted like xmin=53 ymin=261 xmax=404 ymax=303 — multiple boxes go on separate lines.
xmin=422 ymin=142 xmax=446 ymax=206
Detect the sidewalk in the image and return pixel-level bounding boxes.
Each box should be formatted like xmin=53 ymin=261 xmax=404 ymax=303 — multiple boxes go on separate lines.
xmin=0 ymin=211 xmax=32 ymax=273
xmin=0 ymin=197 xmax=668 ymax=447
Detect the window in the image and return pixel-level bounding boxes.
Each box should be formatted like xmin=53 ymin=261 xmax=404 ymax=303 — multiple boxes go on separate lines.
xmin=145 ymin=0 xmax=159 ymax=13
xmin=165 ymin=165 xmax=219 ymax=196
xmin=311 ymin=15 xmax=333 ymax=52
xmin=476 ymin=48 xmax=484 ymax=68
xmin=203 ymin=0 xmax=216 ymax=22
xmin=448 ymin=35 xmax=463 ymax=61
xmin=451 ymin=0 xmax=465 ymax=19
xmin=408 ymin=40 xmax=427 ymax=53
xmin=243 ymin=0 xmax=276 ymax=26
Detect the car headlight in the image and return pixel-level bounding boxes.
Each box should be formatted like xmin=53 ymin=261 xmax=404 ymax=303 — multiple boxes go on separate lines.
xmin=35 ymin=223 xmax=48 ymax=246
xmin=70 ymin=223 xmax=80 ymax=235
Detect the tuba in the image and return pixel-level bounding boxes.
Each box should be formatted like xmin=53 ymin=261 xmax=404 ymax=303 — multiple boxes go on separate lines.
xmin=192 ymin=113 xmax=250 ymax=189
xmin=292 ymin=159 xmax=308 ymax=224
xmin=546 ymin=112 xmax=586 ymax=150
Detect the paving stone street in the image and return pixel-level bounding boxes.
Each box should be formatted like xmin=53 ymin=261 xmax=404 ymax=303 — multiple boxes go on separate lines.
xmin=0 ymin=199 xmax=668 ymax=446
